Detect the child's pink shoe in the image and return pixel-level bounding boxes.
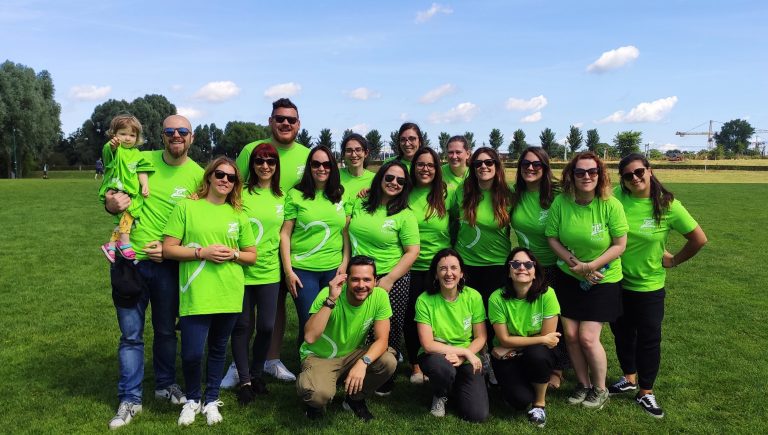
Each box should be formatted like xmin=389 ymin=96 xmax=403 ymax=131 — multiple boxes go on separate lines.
xmin=101 ymin=243 xmax=117 ymax=263
xmin=118 ymin=244 xmax=136 ymax=260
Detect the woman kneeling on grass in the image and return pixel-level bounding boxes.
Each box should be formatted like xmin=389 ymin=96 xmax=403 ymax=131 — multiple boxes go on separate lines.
xmin=163 ymin=156 xmax=257 ymax=426
xmin=608 ymin=154 xmax=707 ymax=418
xmin=415 ymin=248 xmax=488 ymax=422
xmin=488 ymin=248 xmax=561 ymax=428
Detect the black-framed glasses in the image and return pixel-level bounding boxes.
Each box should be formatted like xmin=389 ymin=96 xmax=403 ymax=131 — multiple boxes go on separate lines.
xmin=214 ymin=169 xmax=237 ymax=183
xmin=254 ymin=157 xmax=277 ymax=167
xmin=574 ymin=168 xmax=600 ymax=178
xmin=345 ymin=147 xmax=365 ymax=155
xmin=273 ymin=115 xmax=298 ymax=125
xmin=415 ymin=161 xmax=435 ymax=169
xmin=163 ymin=127 xmax=191 ymax=137
xmin=310 ymin=160 xmax=332 ymax=169
xmin=520 ymin=159 xmax=545 ymax=170
xmin=399 ymin=136 xmax=419 ymax=144
xmin=473 ymin=159 xmax=496 ymax=169
xmin=621 ymin=167 xmax=646 ymax=182
xmin=509 ymin=260 xmax=535 ymax=270
xmin=383 ymin=174 xmax=406 ymax=186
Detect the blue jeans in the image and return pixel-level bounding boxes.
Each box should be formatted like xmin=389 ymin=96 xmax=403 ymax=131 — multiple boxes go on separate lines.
xmin=114 ymin=260 xmax=180 ymax=404
xmin=292 ymin=268 xmax=337 ymax=345
xmin=180 ymin=313 xmax=240 ymax=404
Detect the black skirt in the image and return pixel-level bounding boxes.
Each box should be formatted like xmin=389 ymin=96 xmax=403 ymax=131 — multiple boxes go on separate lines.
xmin=552 ymin=268 xmax=623 ymax=322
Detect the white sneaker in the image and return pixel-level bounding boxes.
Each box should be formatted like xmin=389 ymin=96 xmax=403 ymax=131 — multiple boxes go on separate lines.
xmin=430 ymin=396 xmax=447 ymax=417
xmin=202 ymin=400 xmax=224 ymax=426
xmin=263 ymin=359 xmax=296 ymax=382
xmin=108 ymin=401 xmax=142 ymax=430
xmin=220 ymin=362 xmax=239 ymax=389
xmin=178 ymin=400 xmax=201 ymax=426
xmin=155 ymin=383 xmax=187 ymax=404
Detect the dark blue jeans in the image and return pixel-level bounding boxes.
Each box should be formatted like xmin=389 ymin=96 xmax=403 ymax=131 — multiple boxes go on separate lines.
xmin=292 ymin=268 xmax=337 ymax=345
xmin=180 ymin=313 xmax=240 ymax=404
xmin=114 ymin=260 xmax=179 ymax=404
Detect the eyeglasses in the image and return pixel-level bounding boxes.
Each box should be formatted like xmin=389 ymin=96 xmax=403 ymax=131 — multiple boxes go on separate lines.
xmin=621 ymin=167 xmax=646 ymax=182
xmin=273 ymin=115 xmax=298 ymax=125
xmin=383 ymin=174 xmax=406 ymax=186
xmin=345 ymin=147 xmax=365 ymax=155
xmin=254 ymin=157 xmax=277 ymax=167
xmin=310 ymin=160 xmax=332 ymax=170
xmin=399 ymin=136 xmax=419 ymax=144
xmin=415 ymin=162 xmax=435 ymax=169
xmin=574 ymin=168 xmax=600 ymax=178
xmin=214 ymin=169 xmax=237 ymax=183
xmin=163 ymin=127 xmax=191 ymax=137
xmin=520 ymin=159 xmax=545 ymax=170
xmin=473 ymin=159 xmax=496 ymax=169
xmin=509 ymin=260 xmax=535 ymax=270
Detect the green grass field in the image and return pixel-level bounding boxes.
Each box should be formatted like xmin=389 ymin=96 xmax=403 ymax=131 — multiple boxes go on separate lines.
xmin=1 ymin=176 xmax=766 ymax=434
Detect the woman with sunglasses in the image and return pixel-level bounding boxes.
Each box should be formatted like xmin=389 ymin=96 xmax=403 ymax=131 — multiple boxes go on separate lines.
xmin=280 ymin=145 xmax=350 ymax=352
xmin=163 ymin=156 xmax=257 ymax=426
xmin=340 ymin=133 xmax=376 ymax=199
xmin=415 ymin=248 xmax=488 ymax=422
xmin=384 ymin=122 xmax=425 ymax=172
xmin=405 ymin=147 xmax=454 ymax=384
xmin=226 ymin=143 xmax=284 ymax=404
xmin=348 ymin=160 xmax=420 ymax=394
xmin=489 ymin=248 xmax=561 ymax=428
xmin=545 ymin=151 xmax=627 ymax=410
xmin=608 ymin=154 xmax=707 ymax=418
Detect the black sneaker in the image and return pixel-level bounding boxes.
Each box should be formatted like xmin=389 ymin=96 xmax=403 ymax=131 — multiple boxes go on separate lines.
xmin=251 ymin=376 xmax=269 ymax=395
xmin=374 ymin=376 xmax=394 ymax=397
xmin=636 ymin=393 xmax=664 ymax=418
xmin=528 ymin=406 xmax=547 ymax=428
xmin=608 ymin=376 xmax=638 ymax=395
xmin=305 ymin=405 xmax=323 ymax=420
xmin=343 ymin=396 xmax=374 ymax=422
xmin=237 ymin=383 xmax=256 ymax=405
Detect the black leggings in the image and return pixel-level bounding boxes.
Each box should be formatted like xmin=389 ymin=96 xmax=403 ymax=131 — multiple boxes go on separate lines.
xmin=379 ymin=272 xmax=410 ymax=357
xmin=405 ymin=270 xmax=431 ymax=365
xmin=610 ymin=289 xmax=665 ymax=390
xmin=492 ymin=344 xmax=555 ymax=410
xmin=463 ymin=264 xmax=507 ymax=346
xmin=418 ymin=353 xmax=489 ymax=422
xmin=230 ymin=283 xmax=280 ymax=384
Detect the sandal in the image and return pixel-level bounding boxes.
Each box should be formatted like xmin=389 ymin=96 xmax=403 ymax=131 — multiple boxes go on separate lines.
xmin=118 ymin=243 xmax=136 ymax=260
xmin=101 ymin=243 xmax=117 ymax=263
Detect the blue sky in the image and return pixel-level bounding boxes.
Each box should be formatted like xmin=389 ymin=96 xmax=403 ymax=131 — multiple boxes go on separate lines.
xmin=3 ymin=0 xmax=767 ymax=152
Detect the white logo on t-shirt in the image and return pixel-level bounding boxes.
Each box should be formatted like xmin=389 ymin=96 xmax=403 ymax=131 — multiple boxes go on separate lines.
xmin=171 ymin=187 xmax=188 ymax=199
xmin=538 ymin=210 xmax=549 ymax=223
xmin=335 ymin=201 xmax=344 ymax=213
xmin=531 ymin=313 xmax=542 ymax=327
xmin=296 ymin=166 xmax=305 ymax=177
xmin=463 ymin=316 xmax=472 ymax=331
xmin=381 ymin=219 xmax=396 ymax=232
xmin=276 ymin=204 xmax=284 ymax=215
xmin=641 ymin=218 xmax=656 ymax=230
xmin=227 ymin=222 xmax=239 ymax=238
xmin=362 ymin=318 xmax=374 ymax=332
xmin=127 ymin=162 xmax=138 ymax=173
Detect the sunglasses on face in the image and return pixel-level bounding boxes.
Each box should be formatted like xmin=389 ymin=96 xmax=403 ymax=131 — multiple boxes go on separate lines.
xmin=273 ymin=115 xmax=298 ymax=125
xmin=574 ymin=168 xmax=600 ymax=178
xmin=473 ymin=159 xmax=496 ymax=169
xmin=383 ymin=174 xmax=406 ymax=186
xmin=509 ymin=260 xmax=535 ymax=270
xmin=521 ymin=159 xmax=545 ymax=170
xmin=214 ymin=169 xmax=237 ymax=183
xmin=163 ymin=127 xmax=191 ymax=137
xmin=254 ymin=157 xmax=277 ymax=167
xmin=416 ymin=161 xmax=435 ymax=169
xmin=310 ymin=160 xmax=332 ymax=170
xmin=621 ymin=167 xmax=646 ymax=182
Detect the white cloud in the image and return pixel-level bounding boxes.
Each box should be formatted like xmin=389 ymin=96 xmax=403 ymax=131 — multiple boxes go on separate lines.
xmin=587 ymin=45 xmax=640 ymax=73
xmin=264 ymin=82 xmax=302 ymax=99
xmin=69 ymin=85 xmax=111 ymax=101
xmin=177 ymin=106 xmax=204 ymax=119
xmin=170 ymin=84 xmax=183 ymax=92
xmin=419 ymin=83 xmax=456 ymax=104
xmin=520 ymin=112 xmax=542 ymax=123
xmin=399 ymin=112 xmax=409 ymax=121
xmin=193 ymin=81 xmax=241 ymax=102
xmin=428 ymin=102 xmax=478 ymax=124
xmin=573 ymin=122 xmax=584 ymax=128
xmin=350 ymin=123 xmax=370 ymax=134
xmin=657 ymin=143 xmax=679 ymax=151
xmin=345 ymin=87 xmax=380 ymax=101
xmin=505 ymin=95 xmax=547 ymax=111
xmin=415 ymin=3 xmax=453 ymax=23
xmin=598 ymin=96 xmax=678 ymax=123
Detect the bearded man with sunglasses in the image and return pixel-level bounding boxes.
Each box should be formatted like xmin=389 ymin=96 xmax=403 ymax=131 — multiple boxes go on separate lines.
xmin=104 ymin=114 xmax=203 ymax=429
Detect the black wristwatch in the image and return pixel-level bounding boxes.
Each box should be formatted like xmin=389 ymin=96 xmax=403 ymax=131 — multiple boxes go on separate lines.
xmin=322 ymin=297 xmax=336 ymax=309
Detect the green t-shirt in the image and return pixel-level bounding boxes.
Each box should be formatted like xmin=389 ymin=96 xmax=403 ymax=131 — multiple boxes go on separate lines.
xmin=488 ymin=287 xmax=560 ymax=347
xmin=99 ymin=143 xmax=155 ymax=217
xmin=414 ymin=287 xmax=486 ymax=356
xmin=348 ymin=199 xmax=420 ymax=274
xmin=284 ymin=188 xmax=349 ymax=271
xmin=452 ymin=187 xmax=512 ymax=266
xmin=129 ymin=151 xmax=203 ymax=260
xmin=544 ymin=195 xmax=628 ymax=283
xmin=299 ymin=285 xmax=392 ymax=361
xmin=409 ymin=186 xmax=453 ymax=271
xmin=383 ymin=156 xmax=412 ymax=173
xmin=511 ymin=190 xmax=558 ymax=267
xmin=236 ymin=138 xmax=309 ymax=191
xmin=340 ymin=168 xmax=375 ymax=200
xmin=241 ymin=187 xmax=284 ymax=285
xmin=615 ymin=188 xmax=699 ymax=292
xmin=441 ymin=164 xmax=468 ymax=197
xmin=164 ymin=200 xmax=256 ymax=316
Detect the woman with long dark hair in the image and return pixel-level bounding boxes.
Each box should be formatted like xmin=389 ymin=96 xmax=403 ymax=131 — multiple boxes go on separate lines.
xmin=385 ymin=122 xmax=425 ymax=172
xmin=608 ymin=153 xmax=706 ymax=418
